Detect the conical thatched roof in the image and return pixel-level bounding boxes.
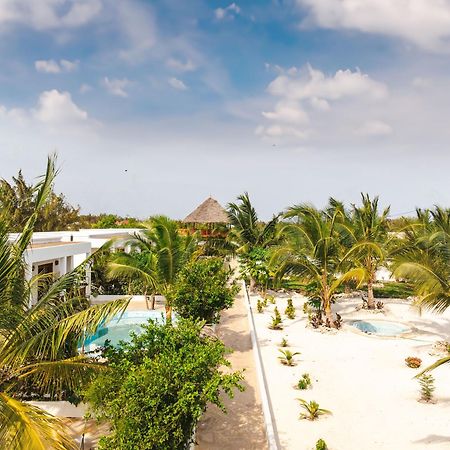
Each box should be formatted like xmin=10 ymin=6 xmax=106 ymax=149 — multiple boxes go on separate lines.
xmin=183 ymin=197 xmax=229 ymax=224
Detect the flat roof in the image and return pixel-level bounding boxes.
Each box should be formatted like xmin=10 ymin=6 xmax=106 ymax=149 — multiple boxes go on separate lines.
xmin=29 ymin=241 xmax=82 ymax=249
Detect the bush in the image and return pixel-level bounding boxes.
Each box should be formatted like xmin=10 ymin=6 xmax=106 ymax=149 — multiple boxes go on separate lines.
xmin=85 ymin=319 xmax=243 ymax=450
xmin=173 ymin=258 xmax=238 ymax=324
xmin=297 ymin=373 xmax=312 ymax=390
xmin=285 ymin=298 xmax=296 ymax=319
xmin=269 ymin=307 xmax=283 ymax=330
xmin=316 ymin=439 xmax=328 ymax=450
xmin=405 ymin=356 xmax=422 ymax=368
xmin=372 ymin=282 xmax=413 ymax=299
xmin=419 ymin=374 xmax=435 ymax=402
xmin=257 ymin=299 xmax=264 ymax=313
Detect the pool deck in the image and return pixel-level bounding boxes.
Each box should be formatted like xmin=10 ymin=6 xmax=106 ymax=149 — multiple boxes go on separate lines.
xmin=195 ymin=288 xmax=268 ymax=450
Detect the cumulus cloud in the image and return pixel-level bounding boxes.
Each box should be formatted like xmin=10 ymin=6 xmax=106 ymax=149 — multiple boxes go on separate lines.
xmin=215 ymin=3 xmax=241 ymax=20
xmin=35 ymin=59 xmax=79 ymax=74
xmin=258 ymin=64 xmax=388 ymax=140
xmin=0 ymin=0 xmax=102 ymax=31
xmin=168 ymin=77 xmax=188 ymax=91
xmin=33 ymin=89 xmax=88 ymax=124
xmin=296 ymin=0 xmax=450 ymax=52
xmin=355 ymin=120 xmax=393 ymax=137
xmin=166 ymin=57 xmax=196 ymax=72
xmin=102 ymin=77 xmax=130 ymax=97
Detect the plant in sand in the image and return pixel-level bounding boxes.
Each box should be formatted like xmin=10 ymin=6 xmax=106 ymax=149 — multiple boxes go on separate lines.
xmin=269 ymin=307 xmax=283 ymax=330
xmin=285 ymin=298 xmax=295 ymax=319
xmin=257 ymin=299 xmax=264 ymax=313
xmin=298 ymin=399 xmax=331 ymax=421
xmin=405 ymin=356 xmax=422 ymax=368
xmin=297 ymin=373 xmax=312 ymax=390
xmin=418 ymin=374 xmax=435 ymax=402
xmin=278 ymin=349 xmax=300 ymax=366
xmin=316 ymin=439 xmax=328 ymax=450
xmin=279 ymin=337 xmax=288 ymax=347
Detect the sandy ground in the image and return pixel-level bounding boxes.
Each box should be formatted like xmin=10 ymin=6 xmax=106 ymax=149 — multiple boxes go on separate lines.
xmin=251 ymin=293 xmax=450 ymax=450
xmin=196 ymin=289 xmax=268 ymax=450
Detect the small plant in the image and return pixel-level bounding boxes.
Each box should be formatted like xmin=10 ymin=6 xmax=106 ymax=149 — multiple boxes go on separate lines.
xmin=285 ymin=298 xmax=296 ymax=319
xmin=279 ymin=337 xmax=288 ymax=347
xmin=297 ymin=373 xmax=312 ymax=390
xmin=267 ymin=294 xmax=276 ymax=304
xmin=278 ymin=349 xmax=300 ymax=366
xmin=262 ymin=297 xmax=268 ymax=307
xmin=269 ymin=307 xmax=283 ymax=330
xmin=257 ymin=299 xmax=264 ymax=313
xmin=315 ymin=439 xmax=328 ymax=450
xmin=303 ymin=302 xmax=309 ymax=314
xmin=419 ymin=374 xmax=435 ymax=402
xmin=298 ymin=399 xmax=331 ymax=421
xmin=405 ymin=356 xmax=422 ymax=368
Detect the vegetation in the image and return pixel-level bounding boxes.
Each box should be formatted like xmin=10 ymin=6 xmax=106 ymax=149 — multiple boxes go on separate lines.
xmin=269 ymin=307 xmax=283 ymax=330
xmin=257 ymin=299 xmax=264 ymax=313
xmin=85 ymin=319 xmax=243 ymax=450
xmin=418 ymin=374 xmax=435 ymax=402
xmin=279 ymin=337 xmax=288 ymax=347
xmin=278 ymin=349 xmax=300 ymax=366
xmin=405 ymin=356 xmax=422 ymax=368
xmin=316 ymin=439 xmax=328 ymax=450
xmin=298 ymin=399 xmax=331 ymax=420
xmin=297 ymin=373 xmax=312 ymax=390
xmin=0 ymin=157 xmax=129 ymax=449
xmin=285 ymin=298 xmax=295 ymax=319
xmin=172 ymin=257 xmax=238 ymax=323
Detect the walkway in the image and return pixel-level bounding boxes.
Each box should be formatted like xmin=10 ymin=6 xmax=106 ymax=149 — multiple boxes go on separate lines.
xmin=196 ymin=288 xmax=268 ymax=450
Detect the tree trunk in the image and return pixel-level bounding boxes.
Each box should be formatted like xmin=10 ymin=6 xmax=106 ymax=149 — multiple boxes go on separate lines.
xmin=367 ymin=276 xmax=375 ymax=309
xmin=165 ymin=304 xmax=172 ymax=322
xmin=323 ymin=299 xmax=336 ymax=328
xmin=150 ymin=294 xmax=156 ymax=310
xmin=249 ymin=277 xmax=256 ymax=293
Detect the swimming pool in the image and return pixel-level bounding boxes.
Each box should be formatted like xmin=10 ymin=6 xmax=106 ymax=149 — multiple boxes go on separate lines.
xmin=351 ymin=320 xmax=411 ymax=337
xmin=84 ymin=310 xmax=166 ymax=348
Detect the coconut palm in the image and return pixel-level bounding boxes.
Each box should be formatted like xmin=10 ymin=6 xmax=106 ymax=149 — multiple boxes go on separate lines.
xmin=0 ymin=157 xmax=129 ymax=449
xmin=346 ymin=194 xmax=391 ymax=309
xmin=108 ymin=216 xmax=199 ymax=315
xmin=274 ymin=203 xmax=364 ymax=327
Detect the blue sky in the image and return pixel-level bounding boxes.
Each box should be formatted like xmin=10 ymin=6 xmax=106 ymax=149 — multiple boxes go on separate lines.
xmin=1 ymin=0 xmax=450 ymax=219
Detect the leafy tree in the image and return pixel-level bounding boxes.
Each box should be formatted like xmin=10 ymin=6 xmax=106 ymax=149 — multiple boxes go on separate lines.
xmin=92 ymin=214 xmax=141 ymax=229
xmin=0 ymin=168 xmax=80 ymax=232
xmin=0 ymin=157 xmax=129 ymax=449
xmin=85 ymin=319 xmax=243 ymax=450
xmin=108 ymin=216 xmax=199 ymax=314
xmin=173 ymin=258 xmax=238 ymax=323
xmin=274 ymin=203 xmax=364 ymax=327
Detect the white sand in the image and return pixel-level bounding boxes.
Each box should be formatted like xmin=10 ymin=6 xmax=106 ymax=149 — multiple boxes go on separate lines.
xmin=251 ymin=294 xmax=450 ymax=450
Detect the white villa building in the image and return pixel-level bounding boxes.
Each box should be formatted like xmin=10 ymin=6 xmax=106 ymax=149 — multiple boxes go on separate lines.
xmin=8 ymin=228 xmax=141 ymax=305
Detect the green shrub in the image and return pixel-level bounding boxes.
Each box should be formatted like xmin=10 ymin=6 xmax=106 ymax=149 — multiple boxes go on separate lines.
xmin=419 ymin=374 xmax=435 ymax=402
xmin=267 ymin=294 xmax=276 ymax=304
xmin=298 ymin=399 xmax=331 ymax=421
xmin=257 ymin=299 xmax=264 ymax=313
xmin=85 ymin=319 xmax=244 ymax=450
xmin=173 ymin=258 xmax=238 ymax=324
xmin=278 ymin=349 xmax=300 ymax=366
xmin=269 ymin=307 xmax=283 ymax=330
xmin=297 ymin=373 xmax=312 ymax=390
xmin=279 ymin=337 xmax=288 ymax=347
xmin=372 ymin=282 xmax=413 ymax=299
xmin=316 ymin=439 xmax=328 ymax=450
xmin=285 ymin=298 xmax=296 ymax=319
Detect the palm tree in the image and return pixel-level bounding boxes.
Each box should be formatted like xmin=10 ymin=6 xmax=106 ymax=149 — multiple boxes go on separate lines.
xmin=274 ymin=203 xmax=364 ymax=327
xmin=346 ymin=194 xmax=391 ymax=309
xmin=108 ymin=216 xmax=199 ymax=316
xmin=393 ymin=207 xmax=450 ymax=374
xmin=227 ymin=192 xmax=279 ymax=291
xmin=0 ymin=157 xmax=129 ymax=449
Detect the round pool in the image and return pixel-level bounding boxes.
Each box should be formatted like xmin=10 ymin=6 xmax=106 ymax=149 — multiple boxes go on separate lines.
xmin=351 ymin=320 xmax=410 ymax=337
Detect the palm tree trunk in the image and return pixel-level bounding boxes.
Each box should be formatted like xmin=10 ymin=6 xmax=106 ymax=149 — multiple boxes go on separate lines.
xmin=249 ymin=277 xmax=256 ymax=292
xmin=323 ymin=299 xmax=335 ymax=327
xmin=151 ymin=294 xmax=156 ymax=310
xmin=367 ymin=275 xmax=375 ymax=309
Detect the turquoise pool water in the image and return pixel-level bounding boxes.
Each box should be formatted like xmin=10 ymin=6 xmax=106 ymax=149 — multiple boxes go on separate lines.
xmin=85 ymin=310 xmax=166 ymax=348
xmin=352 ymin=320 xmax=410 ymax=336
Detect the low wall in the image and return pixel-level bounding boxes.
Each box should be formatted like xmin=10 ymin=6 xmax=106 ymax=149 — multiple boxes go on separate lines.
xmin=27 ymin=401 xmax=87 ymax=418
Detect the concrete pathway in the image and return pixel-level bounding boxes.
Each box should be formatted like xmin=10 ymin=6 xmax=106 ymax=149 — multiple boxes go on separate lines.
xmin=196 ymin=288 xmax=268 ymax=450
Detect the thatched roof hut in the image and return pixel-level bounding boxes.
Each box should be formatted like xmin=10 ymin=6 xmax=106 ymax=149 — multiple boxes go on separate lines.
xmin=183 ymin=197 xmax=229 ymax=224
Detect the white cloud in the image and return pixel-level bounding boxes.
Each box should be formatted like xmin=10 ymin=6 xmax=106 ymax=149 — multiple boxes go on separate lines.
xmin=166 ymin=57 xmax=196 ymax=72
xmin=0 ymin=0 xmax=102 ymax=31
xmin=168 ymin=77 xmax=188 ymax=91
xmin=79 ymin=83 xmax=92 ymax=94
xmin=102 ymin=77 xmax=130 ymax=97
xmin=215 ymin=3 xmax=241 ymax=20
xmin=35 ymin=59 xmax=78 ymax=74
xmin=355 ymin=120 xmax=393 ymax=137
xmin=33 ymin=89 xmax=88 ymax=124
xmin=259 ymin=64 xmax=388 ymax=140
xmin=297 ymin=0 xmax=450 ymax=52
